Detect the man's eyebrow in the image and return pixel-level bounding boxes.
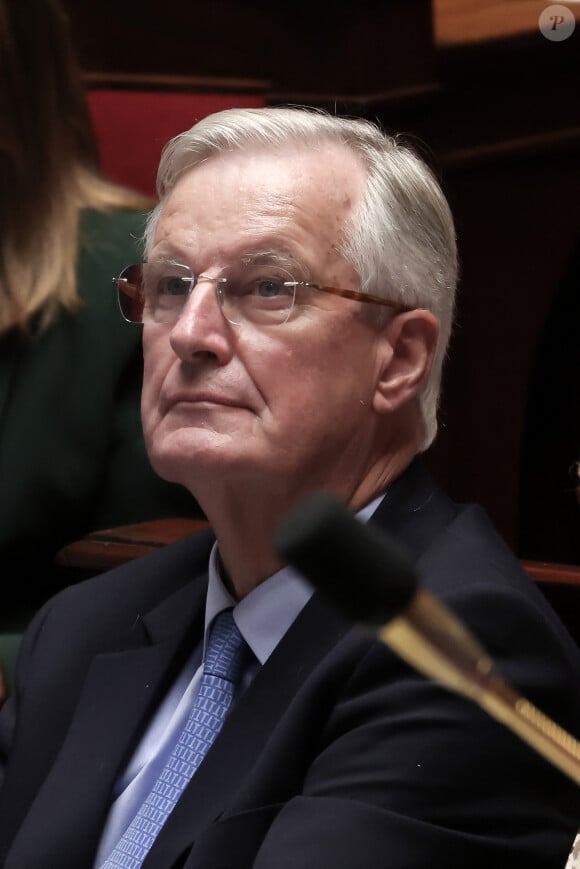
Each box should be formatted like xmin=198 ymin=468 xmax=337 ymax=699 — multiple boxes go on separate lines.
xmin=147 ymin=247 xmax=310 ymax=276
xmin=240 ymin=249 xmax=308 ymax=273
xmin=146 ymin=248 xmax=189 ymax=265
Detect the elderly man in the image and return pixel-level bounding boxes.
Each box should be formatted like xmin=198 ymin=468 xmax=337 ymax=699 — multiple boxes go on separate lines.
xmin=1 ymin=107 xmax=579 ymax=869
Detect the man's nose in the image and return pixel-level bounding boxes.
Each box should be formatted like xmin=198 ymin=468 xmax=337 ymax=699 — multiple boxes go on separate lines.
xmin=168 ymin=277 xmax=233 ymax=363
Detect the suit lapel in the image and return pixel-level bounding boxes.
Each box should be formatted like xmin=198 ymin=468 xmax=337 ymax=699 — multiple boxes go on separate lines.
xmin=7 ymin=578 xmax=206 ymax=869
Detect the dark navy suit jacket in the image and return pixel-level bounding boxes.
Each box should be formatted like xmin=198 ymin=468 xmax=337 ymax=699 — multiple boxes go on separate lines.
xmin=1 ymin=461 xmax=580 ymax=868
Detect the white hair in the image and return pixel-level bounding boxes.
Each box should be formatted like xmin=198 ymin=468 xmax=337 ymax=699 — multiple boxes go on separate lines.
xmin=145 ymin=106 xmax=458 ymax=450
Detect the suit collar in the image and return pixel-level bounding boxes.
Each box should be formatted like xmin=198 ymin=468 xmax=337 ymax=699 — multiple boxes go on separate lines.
xmin=371 ymin=457 xmax=457 ymax=563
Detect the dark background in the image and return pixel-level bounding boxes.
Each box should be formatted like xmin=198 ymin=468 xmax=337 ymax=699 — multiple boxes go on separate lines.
xmin=60 ymin=0 xmax=580 ymax=563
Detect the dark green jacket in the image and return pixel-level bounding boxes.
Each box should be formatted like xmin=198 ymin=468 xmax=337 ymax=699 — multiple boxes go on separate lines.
xmin=0 ymin=209 xmax=202 ymax=628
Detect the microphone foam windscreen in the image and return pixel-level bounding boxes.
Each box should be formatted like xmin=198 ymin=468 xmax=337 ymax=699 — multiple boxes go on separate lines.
xmin=275 ymin=492 xmax=419 ymax=626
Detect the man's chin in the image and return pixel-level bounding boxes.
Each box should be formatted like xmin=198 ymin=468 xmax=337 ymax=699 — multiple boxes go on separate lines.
xmin=146 ymin=430 xmax=244 ymax=483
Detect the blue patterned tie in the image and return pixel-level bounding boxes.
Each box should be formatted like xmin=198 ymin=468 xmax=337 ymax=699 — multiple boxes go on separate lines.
xmin=100 ymin=609 xmax=248 ymax=869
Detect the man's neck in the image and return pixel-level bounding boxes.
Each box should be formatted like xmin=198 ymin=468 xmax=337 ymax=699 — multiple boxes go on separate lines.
xmin=193 ymin=448 xmax=416 ymax=600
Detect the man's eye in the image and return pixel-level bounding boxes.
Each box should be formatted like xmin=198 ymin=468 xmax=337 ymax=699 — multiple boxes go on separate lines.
xmin=159 ymin=276 xmax=189 ymax=297
xmin=255 ymin=278 xmax=284 ymax=298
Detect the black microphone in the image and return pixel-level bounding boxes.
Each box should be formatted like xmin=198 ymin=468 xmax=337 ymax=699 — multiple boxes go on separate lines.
xmin=275 ymin=490 xmax=419 ymax=625
xmin=275 ymin=491 xmax=580 ymax=785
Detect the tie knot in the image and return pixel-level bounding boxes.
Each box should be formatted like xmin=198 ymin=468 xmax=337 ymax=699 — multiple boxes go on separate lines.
xmin=203 ymin=609 xmax=248 ymax=683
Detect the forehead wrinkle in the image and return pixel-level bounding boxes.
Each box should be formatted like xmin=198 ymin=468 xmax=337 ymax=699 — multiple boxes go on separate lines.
xmin=154 ymin=190 xmax=295 ymax=258
xmin=237 ymin=188 xmax=300 ymax=239
xmin=150 ymin=209 xmax=202 ymax=261
xmin=240 ymin=188 xmax=352 ymax=278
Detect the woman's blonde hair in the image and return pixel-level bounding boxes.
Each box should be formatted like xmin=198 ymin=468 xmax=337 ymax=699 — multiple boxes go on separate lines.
xmin=0 ymin=0 xmax=153 ymax=334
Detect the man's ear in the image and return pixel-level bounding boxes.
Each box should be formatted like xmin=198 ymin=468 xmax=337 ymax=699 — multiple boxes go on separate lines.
xmin=372 ymin=309 xmax=439 ymax=414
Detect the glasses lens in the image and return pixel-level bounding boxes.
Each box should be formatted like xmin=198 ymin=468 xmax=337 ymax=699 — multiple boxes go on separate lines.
xmin=218 ymin=262 xmax=296 ymax=326
xmin=115 ymin=264 xmax=145 ymax=323
xmin=141 ymin=262 xmax=195 ymax=324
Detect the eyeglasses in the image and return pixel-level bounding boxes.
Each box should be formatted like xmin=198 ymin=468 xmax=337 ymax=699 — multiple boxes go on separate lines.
xmin=112 ymin=260 xmax=412 ymax=327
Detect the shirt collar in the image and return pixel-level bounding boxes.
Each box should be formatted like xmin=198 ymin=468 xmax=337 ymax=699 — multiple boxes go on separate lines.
xmin=205 ymin=548 xmax=314 ymax=666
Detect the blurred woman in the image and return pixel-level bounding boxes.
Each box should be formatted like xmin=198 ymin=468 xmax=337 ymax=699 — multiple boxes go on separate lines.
xmin=0 ymin=0 xmax=202 ymax=629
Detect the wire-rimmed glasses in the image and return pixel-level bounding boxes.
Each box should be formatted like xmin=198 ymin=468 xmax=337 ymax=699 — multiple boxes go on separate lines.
xmin=112 ymin=260 xmax=412 ymax=327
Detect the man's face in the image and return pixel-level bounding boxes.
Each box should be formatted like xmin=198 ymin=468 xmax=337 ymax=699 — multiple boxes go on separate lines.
xmin=142 ymin=144 xmax=389 ymax=500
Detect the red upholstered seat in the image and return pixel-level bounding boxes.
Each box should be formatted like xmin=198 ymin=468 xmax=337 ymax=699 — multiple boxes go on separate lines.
xmin=87 ymin=89 xmax=266 ymax=196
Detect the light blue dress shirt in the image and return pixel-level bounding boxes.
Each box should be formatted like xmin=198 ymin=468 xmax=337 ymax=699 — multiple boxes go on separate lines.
xmin=94 ymin=495 xmax=383 ymax=866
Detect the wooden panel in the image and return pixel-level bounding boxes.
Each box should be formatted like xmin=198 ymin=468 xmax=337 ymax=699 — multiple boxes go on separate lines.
xmin=424 ymin=148 xmax=580 ymax=550
xmin=433 ymin=0 xmax=580 ymax=46
xmin=523 ymin=561 xmax=580 ymax=586
xmin=61 ymin=0 xmax=436 ymax=102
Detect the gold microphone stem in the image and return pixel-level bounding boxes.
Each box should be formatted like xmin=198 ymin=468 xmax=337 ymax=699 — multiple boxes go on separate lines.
xmin=381 ymin=589 xmax=580 ymax=785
